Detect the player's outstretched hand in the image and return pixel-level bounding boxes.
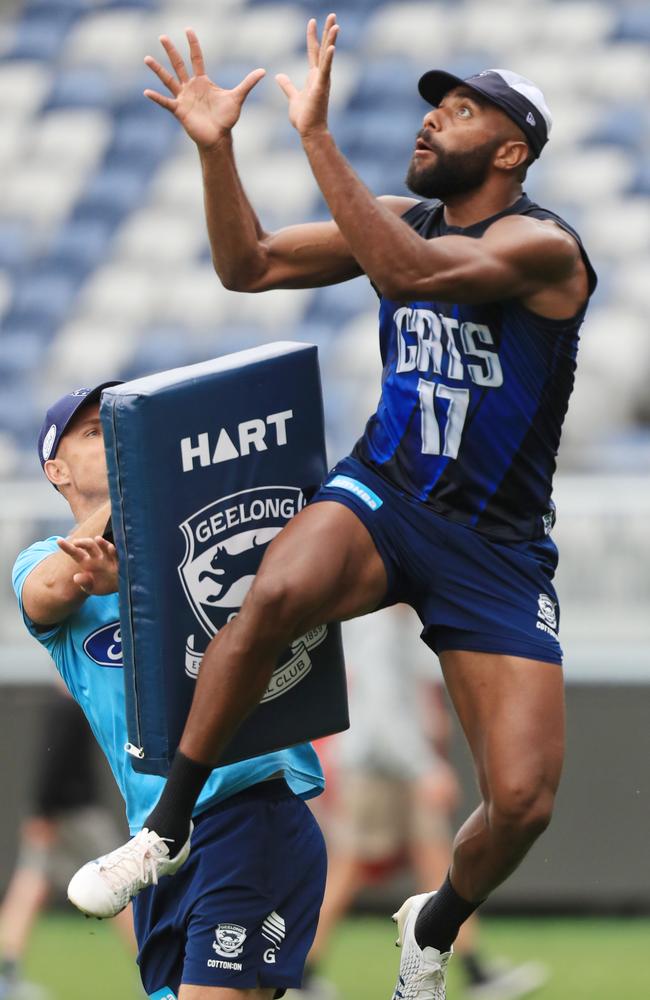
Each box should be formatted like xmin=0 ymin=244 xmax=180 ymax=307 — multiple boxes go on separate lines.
xmin=276 ymin=13 xmax=339 ymax=138
xmin=144 ymin=28 xmax=266 ymax=149
xmin=57 ymin=536 xmax=119 ymax=596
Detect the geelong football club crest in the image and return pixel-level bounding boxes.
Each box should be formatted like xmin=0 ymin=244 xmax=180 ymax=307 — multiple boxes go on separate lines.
xmin=212 ymin=923 xmax=247 ymax=958
xmin=178 ymin=486 xmax=328 ymax=695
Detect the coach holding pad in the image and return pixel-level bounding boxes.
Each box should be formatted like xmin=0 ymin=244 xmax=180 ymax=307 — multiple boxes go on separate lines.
xmin=68 ymin=16 xmax=597 ymax=1000
xmin=13 ymin=386 xmax=327 ymax=1000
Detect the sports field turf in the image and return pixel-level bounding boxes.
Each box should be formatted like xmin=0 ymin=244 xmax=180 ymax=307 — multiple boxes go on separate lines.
xmin=21 ymin=913 xmax=650 ymax=999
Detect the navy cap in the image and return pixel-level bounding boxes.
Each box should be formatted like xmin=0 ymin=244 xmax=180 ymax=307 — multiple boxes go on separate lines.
xmin=38 ymin=382 xmax=122 ymax=471
xmin=418 ymin=67 xmax=552 ymax=159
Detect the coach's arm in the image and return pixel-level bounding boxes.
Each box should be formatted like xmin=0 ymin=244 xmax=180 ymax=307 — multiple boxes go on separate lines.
xmin=22 ymin=503 xmax=117 ymax=627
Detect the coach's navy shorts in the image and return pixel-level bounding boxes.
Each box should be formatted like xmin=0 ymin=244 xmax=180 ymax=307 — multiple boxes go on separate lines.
xmin=312 ymin=455 xmax=563 ymax=664
xmin=133 ymin=780 xmax=326 ymax=999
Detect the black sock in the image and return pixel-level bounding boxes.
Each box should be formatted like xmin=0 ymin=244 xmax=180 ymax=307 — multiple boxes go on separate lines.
xmin=414 ymin=873 xmax=483 ymax=953
xmin=461 ymin=952 xmax=489 ymax=986
xmin=144 ymin=750 xmax=212 ymax=853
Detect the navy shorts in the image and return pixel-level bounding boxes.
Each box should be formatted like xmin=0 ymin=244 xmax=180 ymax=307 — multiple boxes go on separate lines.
xmin=312 ymin=455 xmax=563 ymax=664
xmin=133 ymin=780 xmax=326 ymax=999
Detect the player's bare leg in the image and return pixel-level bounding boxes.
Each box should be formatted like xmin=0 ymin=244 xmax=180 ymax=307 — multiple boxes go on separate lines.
xmin=412 ymin=651 xmax=564 ymax=954
xmin=67 ymin=501 xmax=388 ymax=918
xmin=180 ymin=501 xmax=387 ymax=763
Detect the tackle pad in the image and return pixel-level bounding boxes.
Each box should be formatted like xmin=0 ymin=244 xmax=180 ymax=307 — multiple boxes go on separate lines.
xmin=100 ymin=342 xmax=348 ymax=775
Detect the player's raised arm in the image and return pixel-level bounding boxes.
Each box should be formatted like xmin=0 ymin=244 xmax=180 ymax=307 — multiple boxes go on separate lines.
xmin=22 ymin=503 xmax=116 ymax=627
xmin=144 ymin=29 xmax=413 ymax=291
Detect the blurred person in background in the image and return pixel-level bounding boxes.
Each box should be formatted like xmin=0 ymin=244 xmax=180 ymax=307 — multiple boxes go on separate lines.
xmin=11 ymin=384 xmax=326 ymax=999
xmin=0 ymin=686 xmax=136 ymax=1000
xmin=293 ymin=608 xmax=548 ymax=1000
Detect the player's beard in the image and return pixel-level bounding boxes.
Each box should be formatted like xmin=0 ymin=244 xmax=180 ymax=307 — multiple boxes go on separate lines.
xmin=406 ymin=133 xmax=501 ymax=200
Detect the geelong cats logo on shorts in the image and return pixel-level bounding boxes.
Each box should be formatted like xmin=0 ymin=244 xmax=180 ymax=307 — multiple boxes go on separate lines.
xmin=178 ymin=487 xmax=327 ymax=694
xmin=212 ymin=923 xmax=247 ymax=958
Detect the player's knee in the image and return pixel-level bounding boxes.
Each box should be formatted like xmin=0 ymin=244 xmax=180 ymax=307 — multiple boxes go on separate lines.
xmin=245 ymin=571 xmax=306 ymax=638
xmin=489 ymin=777 xmax=556 ymax=840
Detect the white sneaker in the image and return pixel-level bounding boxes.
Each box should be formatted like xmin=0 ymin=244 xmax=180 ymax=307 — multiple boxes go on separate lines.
xmin=391 ymin=892 xmax=452 ymax=1000
xmin=465 ymin=959 xmax=549 ymax=999
xmin=67 ymin=825 xmax=192 ymax=918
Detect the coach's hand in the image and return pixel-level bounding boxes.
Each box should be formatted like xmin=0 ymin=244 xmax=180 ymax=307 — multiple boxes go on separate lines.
xmin=276 ymin=13 xmax=339 ymax=137
xmin=144 ymin=29 xmax=266 ymax=149
xmin=57 ymin=536 xmax=119 ymax=597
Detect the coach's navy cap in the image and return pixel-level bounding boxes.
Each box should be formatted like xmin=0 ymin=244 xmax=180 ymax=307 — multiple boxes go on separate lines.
xmin=418 ymin=67 xmax=552 ymax=159
xmin=38 ymin=382 xmax=122 ymax=470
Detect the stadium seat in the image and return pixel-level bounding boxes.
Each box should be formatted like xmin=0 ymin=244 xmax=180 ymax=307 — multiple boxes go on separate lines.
xmin=0 ymin=60 xmax=51 ymax=118
xmin=4 ymin=10 xmax=76 ymax=62
xmin=580 ymin=197 xmax=650 ymax=259
xmin=365 ymin=4 xmax=456 ymax=62
xmin=45 ymin=67 xmax=113 ymax=111
xmin=9 ymin=268 xmax=81 ymax=329
xmin=47 ymin=218 xmax=115 ymax=276
xmin=0 ymin=222 xmax=32 ymax=274
xmin=613 ymin=4 xmax=650 ymax=42
xmin=74 ymin=165 xmax=151 ymax=223
xmin=63 ymin=10 xmax=156 ymax=69
xmin=75 ymin=261 xmax=161 ymax=324
xmin=535 ymin=146 xmax=637 ymax=205
xmin=46 ymin=316 xmax=140 ymax=388
xmin=113 ymin=206 xmax=205 ymax=265
xmin=31 ymin=108 xmax=112 ymax=171
xmin=534 ymin=1 xmax=616 ymax=49
xmin=224 ymin=6 xmax=305 ymax=61
xmin=3 ymin=163 xmax=88 ymax=232
xmin=0 ymin=330 xmax=46 ymax=379
xmin=586 ymin=104 xmax=648 ymax=151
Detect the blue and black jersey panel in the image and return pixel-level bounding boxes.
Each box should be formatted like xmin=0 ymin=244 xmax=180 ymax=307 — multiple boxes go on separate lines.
xmin=353 ymin=195 xmax=597 ymax=542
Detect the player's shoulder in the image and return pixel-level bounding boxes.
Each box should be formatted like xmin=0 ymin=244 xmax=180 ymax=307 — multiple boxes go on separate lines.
xmin=486 ymin=211 xmax=583 ymax=264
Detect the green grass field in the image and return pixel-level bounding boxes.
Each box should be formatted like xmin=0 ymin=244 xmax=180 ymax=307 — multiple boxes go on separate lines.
xmin=21 ymin=913 xmax=650 ymax=999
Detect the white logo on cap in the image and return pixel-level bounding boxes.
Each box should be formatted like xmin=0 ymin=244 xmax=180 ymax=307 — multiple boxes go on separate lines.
xmin=42 ymin=424 xmax=57 ymax=461
xmin=71 ymin=388 xmax=90 ymax=397
xmin=526 ymin=111 xmax=536 ymax=126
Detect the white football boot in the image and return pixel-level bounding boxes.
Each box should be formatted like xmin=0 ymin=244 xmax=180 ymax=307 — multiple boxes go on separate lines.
xmin=67 ymin=825 xmax=192 ymax=918
xmin=391 ymin=892 xmax=452 ymax=1000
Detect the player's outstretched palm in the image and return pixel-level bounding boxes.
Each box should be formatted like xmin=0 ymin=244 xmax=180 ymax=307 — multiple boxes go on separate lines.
xmin=57 ymin=535 xmax=118 ymax=596
xmin=276 ymin=14 xmax=339 ymax=137
xmin=144 ymin=29 xmax=265 ymax=148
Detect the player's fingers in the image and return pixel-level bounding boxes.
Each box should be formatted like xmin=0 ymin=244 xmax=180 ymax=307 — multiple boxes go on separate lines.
xmin=95 ymin=536 xmax=117 ymax=559
xmin=185 ymin=27 xmax=205 ymax=76
xmin=234 ymin=67 xmax=266 ymax=100
xmin=159 ymin=34 xmax=189 ymax=82
xmin=275 ymin=74 xmax=299 ymax=101
xmin=306 ymin=17 xmax=319 ymax=68
xmin=57 ymin=538 xmax=86 ymax=563
xmin=143 ymin=55 xmax=180 ymax=96
xmin=144 ymin=89 xmax=177 ymax=113
xmin=321 ymin=36 xmax=338 ymax=77
xmin=320 ymin=13 xmax=337 ymax=60
xmin=72 ymin=537 xmax=103 ymax=559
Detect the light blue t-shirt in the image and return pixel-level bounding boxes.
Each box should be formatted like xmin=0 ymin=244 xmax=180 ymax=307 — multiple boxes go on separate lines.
xmin=13 ymin=537 xmax=324 ymax=833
